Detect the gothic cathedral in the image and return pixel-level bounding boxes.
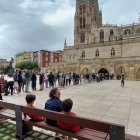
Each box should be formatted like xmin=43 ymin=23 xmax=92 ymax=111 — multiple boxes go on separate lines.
xmin=49 ymin=0 xmax=140 ymax=80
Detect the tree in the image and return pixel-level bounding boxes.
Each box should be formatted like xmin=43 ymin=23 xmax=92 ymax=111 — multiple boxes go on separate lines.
xmin=15 ymin=61 xmax=39 ymax=70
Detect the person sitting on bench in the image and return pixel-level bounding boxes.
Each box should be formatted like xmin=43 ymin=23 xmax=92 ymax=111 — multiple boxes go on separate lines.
xmin=45 ymin=88 xmax=63 ymax=126
xmin=24 ymin=94 xmax=44 ymax=121
xmin=57 ymin=98 xmax=80 ymax=132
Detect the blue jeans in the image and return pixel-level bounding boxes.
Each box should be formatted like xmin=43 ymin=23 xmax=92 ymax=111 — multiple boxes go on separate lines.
xmin=45 ymin=79 xmax=49 ymax=88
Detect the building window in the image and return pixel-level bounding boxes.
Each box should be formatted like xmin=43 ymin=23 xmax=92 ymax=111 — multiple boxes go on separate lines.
xmin=100 ymin=30 xmax=104 ymax=43
xmin=95 ymin=49 xmax=99 ymax=57
xmin=110 ymin=29 xmax=114 ymax=36
xmin=124 ymin=29 xmax=131 ymax=36
xmin=79 ymin=5 xmax=86 ymax=15
xmin=83 ymin=18 xmax=85 ymax=28
xmin=80 ymin=18 xmax=82 ymax=29
xmin=80 ymin=33 xmax=85 ymax=43
xmin=82 ymin=51 xmax=85 ymax=58
xmin=80 ymin=6 xmax=82 ymax=15
xmin=79 ymin=18 xmax=86 ymax=29
xmin=111 ymin=48 xmax=115 ymax=56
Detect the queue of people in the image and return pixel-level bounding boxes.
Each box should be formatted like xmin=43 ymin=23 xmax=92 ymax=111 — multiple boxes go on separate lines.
xmin=0 ymin=69 xmax=124 ymax=101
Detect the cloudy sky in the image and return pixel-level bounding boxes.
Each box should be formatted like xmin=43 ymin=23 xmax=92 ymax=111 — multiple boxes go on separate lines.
xmin=0 ymin=0 xmax=139 ymax=60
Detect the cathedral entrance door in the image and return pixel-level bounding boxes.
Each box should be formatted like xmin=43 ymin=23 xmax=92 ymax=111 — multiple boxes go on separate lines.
xmin=98 ymin=68 xmax=110 ymax=80
xmin=98 ymin=68 xmax=109 ymax=74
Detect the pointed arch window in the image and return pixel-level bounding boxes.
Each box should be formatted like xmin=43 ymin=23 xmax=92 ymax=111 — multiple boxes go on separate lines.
xmin=100 ymin=30 xmax=104 ymax=43
xmin=82 ymin=51 xmax=85 ymax=58
xmin=80 ymin=6 xmax=82 ymax=15
xmin=80 ymin=33 xmax=85 ymax=43
xmin=124 ymin=29 xmax=131 ymax=36
xmin=110 ymin=29 xmax=114 ymax=36
xmin=95 ymin=49 xmax=99 ymax=57
xmin=79 ymin=5 xmax=86 ymax=15
xmin=111 ymin=48 xmax=115 ymax=56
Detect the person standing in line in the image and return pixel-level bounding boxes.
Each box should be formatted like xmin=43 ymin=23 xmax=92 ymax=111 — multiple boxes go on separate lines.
xmin=4 ymin=75 xmax=14 ymax=96
xmin=44 ymin=72 xmax=49 ymax=88
xmin=53 ymin=73 xmax=58 ymax=87
xmin=39 ymin=73 xmax=44 ymax=91
xmin=13 ymin=70 xmax=19 ymax=94
xmin=31 ymin=72 xmax=37 ymax=91
xmin=0 ymin=75 xmax=5 ymax=100
xmin=22 ymin=70 xmax=26 ymax=92
xmin=65 ymin=73 xmax=69 ymax=86
xmin=18 ymin=70 xmax=23 ymax=94
xmin=48 ymin=72 xmax=54 ymax=88
xmin=69 ymin=73 xmax=72 ymax=85
xmin=25 ymin=68 xmax=32 ymax=93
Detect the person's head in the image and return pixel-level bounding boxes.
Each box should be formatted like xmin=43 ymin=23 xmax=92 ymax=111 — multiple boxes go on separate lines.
xmin=49 ymin=88 xmax=61 ymax=99
xmin=16 ymin=70 xmax=19 ymax=74
xmin=25 ymin=94 xmax=36 ymax=105
xmin=19 ymin=70 xmax=22 ymax=75
xmin=63 ymin=98 xmax=73 ymax=113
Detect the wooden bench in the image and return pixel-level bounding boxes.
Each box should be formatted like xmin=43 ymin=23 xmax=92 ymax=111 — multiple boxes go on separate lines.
xmin=0 ymin=101 xmax=140 ymax=140
xmin=19 ymin=106 xmax=125 ymax=140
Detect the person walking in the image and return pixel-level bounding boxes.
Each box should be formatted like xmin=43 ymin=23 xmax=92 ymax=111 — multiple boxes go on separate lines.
xmin=121 ymin=75 xmax=125 ymax=87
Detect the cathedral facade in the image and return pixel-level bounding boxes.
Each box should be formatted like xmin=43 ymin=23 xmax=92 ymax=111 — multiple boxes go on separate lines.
xmin=49 ymin=0 xmax=140 ymax=80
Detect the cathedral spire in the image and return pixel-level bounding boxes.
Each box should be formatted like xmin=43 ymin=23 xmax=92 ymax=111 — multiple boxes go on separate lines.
xmin=64 ymin=38 xmax=67 ymax=49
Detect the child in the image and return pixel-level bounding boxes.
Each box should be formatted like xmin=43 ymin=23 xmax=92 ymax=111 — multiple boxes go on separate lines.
xmin=57 ymin=98 xmax=80 ymax=132
xmin=24 ymin=94 xmax=44 ymax=121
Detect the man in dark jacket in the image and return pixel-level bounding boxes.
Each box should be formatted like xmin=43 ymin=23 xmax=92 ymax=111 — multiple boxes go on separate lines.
xmin=45 ymin=88 xmax=63 ymax=126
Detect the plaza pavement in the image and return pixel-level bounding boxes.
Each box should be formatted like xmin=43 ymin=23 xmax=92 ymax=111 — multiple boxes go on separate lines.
xmin=2 ymin=79 xmax=140 ymax=137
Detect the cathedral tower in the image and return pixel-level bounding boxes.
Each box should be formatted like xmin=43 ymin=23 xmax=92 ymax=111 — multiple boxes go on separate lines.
xmin=74 ymin=0 xmax=102 ymax=45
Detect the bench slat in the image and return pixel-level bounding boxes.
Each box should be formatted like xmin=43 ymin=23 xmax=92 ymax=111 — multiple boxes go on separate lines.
xmin=0 ymin=101 xmax=15 ymax=110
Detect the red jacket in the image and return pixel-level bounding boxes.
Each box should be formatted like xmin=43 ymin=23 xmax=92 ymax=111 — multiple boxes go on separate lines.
xmin=57 ymin=112 xmax=80 ymax=132
xmin=24 ymin=113 xmax=44 ymax=121
xmin=24 ymin=106 xmax=44 ymax=121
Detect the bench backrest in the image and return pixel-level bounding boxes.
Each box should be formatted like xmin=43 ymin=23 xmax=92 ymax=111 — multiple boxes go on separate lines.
xmin=22 ymin=106 xmax=125 ymax=134
xmin=0 ymin=101 xmax=125 ymax=140
xmin=0 ymin=101 xmax=15 ymax=110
